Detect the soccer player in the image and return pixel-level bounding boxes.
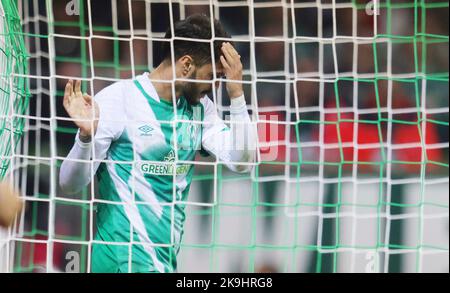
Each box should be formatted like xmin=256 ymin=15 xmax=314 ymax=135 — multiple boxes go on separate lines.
xmin=59 ymin=14 xmax=256 ymax=273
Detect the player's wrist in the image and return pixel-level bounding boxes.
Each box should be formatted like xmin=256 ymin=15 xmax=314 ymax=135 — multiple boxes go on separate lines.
xmin=229 ymin=90 xmax=244 ymax=99
xmin=226 ymin=82 xmax=243 ymax=99
xmin=78 ymin=130 xmax=92 ymax=143
xmin=230 ymin=94 xmax=246 ymax=108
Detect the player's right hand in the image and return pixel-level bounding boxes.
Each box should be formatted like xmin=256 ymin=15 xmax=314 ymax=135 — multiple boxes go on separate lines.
xmin=63 ymin=80 xmax=99 ymax=141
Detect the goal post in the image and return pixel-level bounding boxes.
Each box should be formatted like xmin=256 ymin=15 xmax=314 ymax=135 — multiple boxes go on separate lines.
xmin=1 ymin=0 xmax=448 ymax=273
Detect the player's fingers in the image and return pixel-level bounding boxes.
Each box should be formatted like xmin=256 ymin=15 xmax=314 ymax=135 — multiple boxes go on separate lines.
xmin=226 ymin=42 xmax=240 ymax=58
xmin=64 ymin=79 xmax=73 ymax=95
xmin=64 ymin=80 xmax=73 ymax=105
xmin=75 ymin=80 xmax=82 ymax=97
xmin=225 ymin=43 xmax=241 ymax=61
xmin=83 ymin=93 xmax=92 ymax=105
xmin=221 ymin=44 xmax=235 ymax=64
xmin=223 ymin=43 xmax=242 ymax=72
xmin=63 ymin=94 xmax=70 ymax=109
xmin=220 ymin=55 xmax=231 ymax=71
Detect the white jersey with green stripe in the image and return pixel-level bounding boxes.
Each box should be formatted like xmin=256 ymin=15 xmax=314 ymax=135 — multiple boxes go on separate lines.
xmin=59 ymin=73 xmax=255 ymax=272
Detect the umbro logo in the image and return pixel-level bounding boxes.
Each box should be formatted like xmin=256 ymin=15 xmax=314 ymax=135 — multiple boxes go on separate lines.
xmin=138 ymin=125 xmax=154 ymax=136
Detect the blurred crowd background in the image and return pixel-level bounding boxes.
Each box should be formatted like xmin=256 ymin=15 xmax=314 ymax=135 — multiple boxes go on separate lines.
xmin=6 ymin=0 xmax=448 ymax=272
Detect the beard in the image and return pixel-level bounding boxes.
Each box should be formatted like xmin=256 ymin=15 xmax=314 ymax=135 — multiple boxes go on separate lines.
xmin=181 ymin=70 xmax=211 ymax=106
xmin=182 ymin=82 xmax=202 ymax=106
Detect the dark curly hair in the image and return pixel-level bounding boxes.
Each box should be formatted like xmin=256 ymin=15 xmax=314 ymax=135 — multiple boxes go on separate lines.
xmin=161 ymin=14 xmax=232 ymax=66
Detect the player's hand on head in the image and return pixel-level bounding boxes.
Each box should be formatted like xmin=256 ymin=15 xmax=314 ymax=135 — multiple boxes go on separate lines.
xmin=220 ymin=42 xmax=244 ymax=99
xmin=63 ymin=79 xmax=99 ymax=140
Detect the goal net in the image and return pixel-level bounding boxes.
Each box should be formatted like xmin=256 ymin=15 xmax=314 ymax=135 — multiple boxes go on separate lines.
xmin=0 ymin=0 xmax=29 ymax=272
xmin=0 ymin=0 xmax=448 ymax=273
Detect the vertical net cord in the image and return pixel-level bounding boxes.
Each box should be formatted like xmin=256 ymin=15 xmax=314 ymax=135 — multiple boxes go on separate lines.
xmin=85 ymin=0 xmax=94 ymax=274
xmin=315 ymin=0 xmax=325 ymax=273
xmin=10 ymin=0 xmax=19 ymax=273
xmin=124 ymin=0 xmax=133 ymax=274
xmin=45 ymin=0 xmax=55 ymax=273
xmin=372 ymin=0 xmax=383 ymax=273
xmin=168 ymin=0 xmax=178 ymax=274
xmin=209 ymin=0 xmax=217 ymax=273
xmin=374 ymin=12 xmax=384 ymax=274
xmin=281 ymin=0 xmax=290 ymax=273
xmin=248 ymin=0 xmax=257 ymax=273
xmin=331 ymin=0 xmax=340 ymax=273
xmin=31 ymin=0 xmax=43 ymax=234
xmin=416 ymin=0 xmax=426 ymax=273
xmin=289 ymin=0 xmax=301 ymax=273
xmin=349 ymin=0 xmax=359 ymax=273
xmin=18 ymin=0 xmax=28 ymax=273
xmin=77 ymin=0 xmax=88 ymax=272
xmin=8 ymin=0 xmax=17 ymax=272
xmin=383 ymin=0 xmax=393 ymax=273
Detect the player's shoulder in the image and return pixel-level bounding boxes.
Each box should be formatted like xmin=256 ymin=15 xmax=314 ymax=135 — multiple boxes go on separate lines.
xmin=94 ymin=77 xmax=143 ymax=106
xmin=94 ymin=80 xmax=126 ymax=102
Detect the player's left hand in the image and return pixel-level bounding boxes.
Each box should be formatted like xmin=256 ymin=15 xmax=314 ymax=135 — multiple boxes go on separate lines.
xmin=220 ymin=42 xmax=244 ymax=99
